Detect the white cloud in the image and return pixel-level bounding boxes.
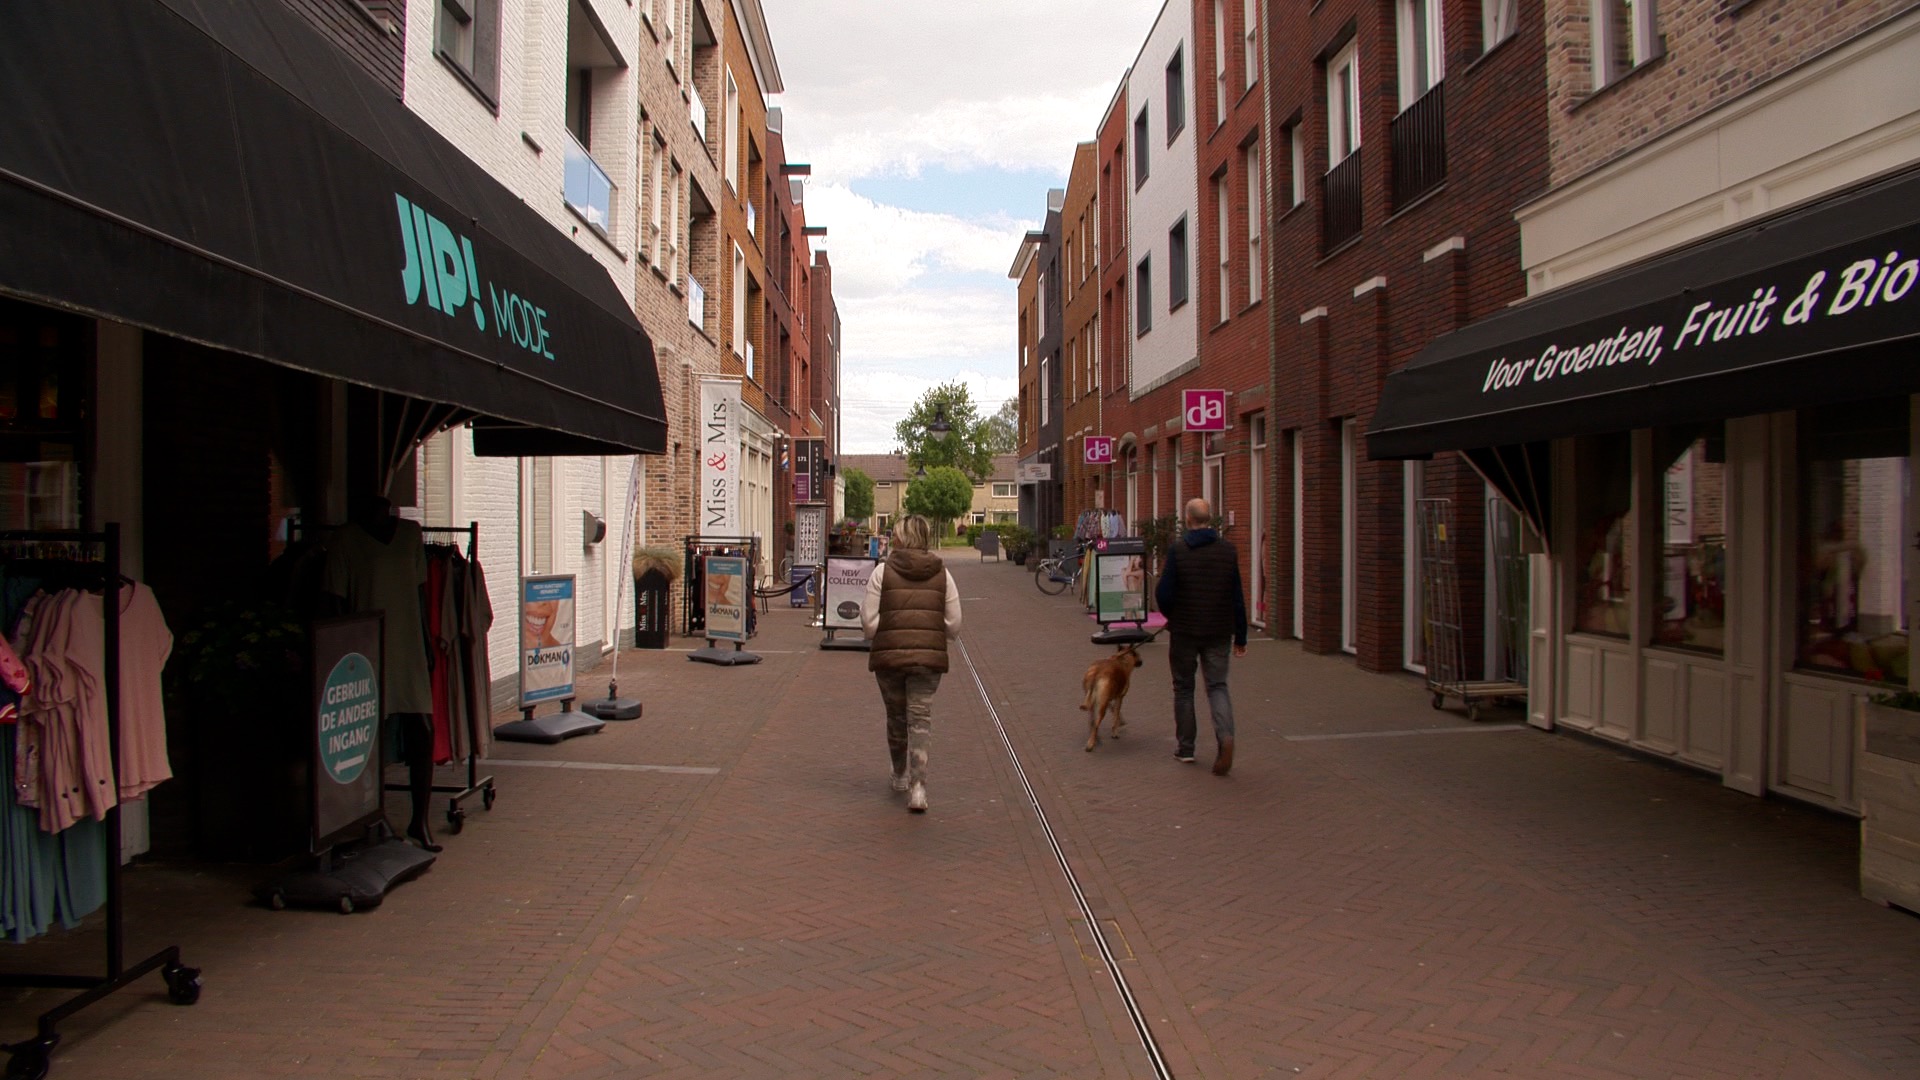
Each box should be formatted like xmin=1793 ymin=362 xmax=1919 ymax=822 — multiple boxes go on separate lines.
xmin=807 ymin=184 xmax=1025 ymax=299
xmin=761 ymin=0 xmax=1164 ymax=181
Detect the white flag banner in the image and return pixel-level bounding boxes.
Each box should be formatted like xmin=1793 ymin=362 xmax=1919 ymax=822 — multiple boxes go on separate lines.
xmin=699 ymin=377 xmax=741 ymax=536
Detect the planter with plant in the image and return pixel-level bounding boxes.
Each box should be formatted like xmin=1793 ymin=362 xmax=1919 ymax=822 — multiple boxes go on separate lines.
xmin=999 ymin=524 xmax=1035 ymax=565
xmin=1861 ymin=685 xmax=1920 ymax=913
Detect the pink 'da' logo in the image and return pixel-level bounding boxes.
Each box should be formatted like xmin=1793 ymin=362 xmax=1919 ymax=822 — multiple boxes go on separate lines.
xmin=1084 ymin=436 xmax=1114 ymax=465
xmin=1183 ymin=389 xmax=1227 ymax=432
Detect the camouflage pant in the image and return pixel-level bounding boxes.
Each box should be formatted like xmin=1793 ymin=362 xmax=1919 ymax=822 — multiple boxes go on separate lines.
xmin=875 ymin=668 xmax=942 ymax=786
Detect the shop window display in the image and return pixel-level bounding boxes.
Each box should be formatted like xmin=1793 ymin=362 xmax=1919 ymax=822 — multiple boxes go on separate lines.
xmin=1573 ymin=431 xmax=1634 ymax=636
xmin=1653 ymin=425 xmax=1727 ymax=653
xmin=1797 ymin=400 xmax=1910 ymax=682
xmin=0 ymin=301 xmax=87 ymax=531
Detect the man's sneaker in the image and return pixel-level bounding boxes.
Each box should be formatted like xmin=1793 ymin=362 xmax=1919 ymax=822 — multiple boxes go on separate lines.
xmin=1174 ymin=749 xmax=1197 ymax=763
xmin=891 ymin=771 xmax=912 ymax=793
xmin=907 ymin=782 xmax=929 ymax=813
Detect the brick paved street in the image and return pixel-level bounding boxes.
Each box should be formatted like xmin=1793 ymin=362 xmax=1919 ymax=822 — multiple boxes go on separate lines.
xmin=3 ymin=550 xmax=1919 ymax=1078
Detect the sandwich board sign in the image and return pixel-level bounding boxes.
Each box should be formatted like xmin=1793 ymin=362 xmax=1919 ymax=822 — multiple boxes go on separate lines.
xmin=519 ymin=575 xmax=578 ymax=706
xmin=703 ymin=555 xmax=749 ymax=643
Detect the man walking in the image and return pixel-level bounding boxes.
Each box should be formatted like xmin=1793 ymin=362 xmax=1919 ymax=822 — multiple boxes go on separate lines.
xmin=862 ymin=515 xmax=963 ymax=812
xmin=1154 ymin=498 xmax=1248 ymax=775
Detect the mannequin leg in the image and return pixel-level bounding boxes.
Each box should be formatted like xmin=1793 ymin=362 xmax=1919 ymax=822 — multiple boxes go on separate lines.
xmin=400 ymin=713 xmax=442 ymax=852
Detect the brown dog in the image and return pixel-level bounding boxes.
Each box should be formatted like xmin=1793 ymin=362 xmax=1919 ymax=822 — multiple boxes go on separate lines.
xmin=1080 ymin=645 xmax=1143 ymax=751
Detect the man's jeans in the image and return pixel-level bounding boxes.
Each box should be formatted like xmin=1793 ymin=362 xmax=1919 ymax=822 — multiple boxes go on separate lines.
xmin=1169 ymin=636 xmax=1234 ymax=754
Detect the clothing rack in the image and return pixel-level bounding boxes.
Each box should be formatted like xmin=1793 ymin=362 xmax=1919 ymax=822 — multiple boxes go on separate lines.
xmin=411 ymin=523 xmax=496 ymax=833
xmin=0 ymin=525 xmax=200 ymax=1079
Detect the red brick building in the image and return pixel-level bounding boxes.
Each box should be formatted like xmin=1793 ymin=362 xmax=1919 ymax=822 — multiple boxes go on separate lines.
xmin=1096 ymin=83 xmax=1132 ymax=528
xmin=1265 ymin=0 xmax=1550 ymax=672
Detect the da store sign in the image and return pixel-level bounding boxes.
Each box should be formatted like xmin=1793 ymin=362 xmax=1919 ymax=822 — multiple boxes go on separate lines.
xmin=520 ymin=575 xmax=577 ymax=706
xmin=1085 ymin=435 xmax=1115 ymax=465
xmin=317 ymin=651 xmax=379 ymax=785
xmin=1182 ymin=389 xmax=1227 ymax=432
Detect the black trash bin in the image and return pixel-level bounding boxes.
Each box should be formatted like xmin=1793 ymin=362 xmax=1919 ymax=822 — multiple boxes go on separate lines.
xmin=634 ymin=569 xmax=671 ymax=649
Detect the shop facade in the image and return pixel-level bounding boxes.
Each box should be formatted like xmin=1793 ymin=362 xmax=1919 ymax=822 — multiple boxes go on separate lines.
xmin=1371 ymin=10 xmax=1920 ymax=813
xmin=0 ymin=0 xmax=666 ymax=858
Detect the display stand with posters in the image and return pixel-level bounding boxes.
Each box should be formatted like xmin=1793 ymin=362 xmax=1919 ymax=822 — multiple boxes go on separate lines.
xmin=681 ymin=536 xmax=762 ymax=638
xmin=1090 ymin=538 xmax=1155 ymax=646
xmin=257 ymin=613 xmax=436 ymax=915
xmin=494 ymin=575 xmax=608 ymax=743
xmin=690 ymin=553 xmax=762 ymax=665
xmin=820 ymin=555 xmax=879 ymax=651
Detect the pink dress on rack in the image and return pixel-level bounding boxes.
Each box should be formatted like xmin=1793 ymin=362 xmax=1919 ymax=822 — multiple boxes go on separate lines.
xmin=114 ymin=584 xmax=173 ymax=799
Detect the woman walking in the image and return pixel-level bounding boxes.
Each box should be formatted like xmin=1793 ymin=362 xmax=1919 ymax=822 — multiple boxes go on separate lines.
xmin=861 ymin=515 xmax=962 ymax=813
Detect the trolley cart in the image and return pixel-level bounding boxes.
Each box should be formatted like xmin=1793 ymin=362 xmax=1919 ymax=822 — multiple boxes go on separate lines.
xmin=1416 ymin=499 xmax=1524 ymax=720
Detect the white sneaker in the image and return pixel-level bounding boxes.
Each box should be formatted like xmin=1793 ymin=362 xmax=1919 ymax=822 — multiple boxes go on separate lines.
xmin=907 ymin=782 xmax=928 ymax=813
xmin=891 ymin=772 xmax=911 ymax=793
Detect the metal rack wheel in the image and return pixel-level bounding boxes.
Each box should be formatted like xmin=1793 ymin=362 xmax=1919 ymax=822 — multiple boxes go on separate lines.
xmin=1467 ymin=701 xmax=1481 ymax=722
xmin=162 ymin=963 xmax=202 ymax=1006
xmin=447 ymin=808 xmax=466 ymax=835
xmin=483 ymin=785 xmax=497 ymax=811
xmin=1431 ymin=692 xmax=1445 ymax=710
xmin=4 ymin=1039 xmax=52 ymax=1080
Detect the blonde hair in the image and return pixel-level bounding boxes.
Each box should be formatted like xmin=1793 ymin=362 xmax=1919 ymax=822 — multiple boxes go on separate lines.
xmin=891 ymin=514 xmax=933 ymax=551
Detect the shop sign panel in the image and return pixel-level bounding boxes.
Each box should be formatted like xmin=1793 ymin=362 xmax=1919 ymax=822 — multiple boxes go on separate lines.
xmin=703 ymin=556 xmax=749 ymax=642
xmin=519 ymin=575 xmax=577 ymax=707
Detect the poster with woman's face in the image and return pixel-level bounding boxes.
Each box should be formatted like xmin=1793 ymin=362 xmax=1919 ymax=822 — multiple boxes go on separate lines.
xmin=520 ymin=576 xmax=577 ymax=706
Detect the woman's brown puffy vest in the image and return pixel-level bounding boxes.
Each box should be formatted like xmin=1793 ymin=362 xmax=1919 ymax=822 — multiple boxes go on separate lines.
xmin=868 ymin=549 xmax=950 ymax=672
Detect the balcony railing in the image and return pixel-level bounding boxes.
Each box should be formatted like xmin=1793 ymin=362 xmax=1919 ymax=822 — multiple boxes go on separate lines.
xmin=563 ymin=130 xmax=614 ymax=236
xmin=689 ymin=82 xmax=708 ymax=143
xmin=1391 ymin=81 xmax=1446 ymax=210
xmin=687 ymin=274 xmax=705 ymax=328
xmin=1321 ymin=148 xmax=1362 ymax=252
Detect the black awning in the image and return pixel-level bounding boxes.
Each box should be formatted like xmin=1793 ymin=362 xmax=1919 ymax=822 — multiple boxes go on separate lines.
xmin=1368 ymin=166 xmax=1920 ymax=460
xmin=0 ymin=0 xmax=665 ymax=457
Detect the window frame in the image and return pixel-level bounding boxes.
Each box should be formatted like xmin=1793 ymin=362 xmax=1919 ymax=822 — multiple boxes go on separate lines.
xmin=1243 ymin=0 xmax=1260 ymax=89
xmin=1215 ymin=172 xmax=1232 ymax=325
xmin=1327 ymin=42 xmax=1361 ymax=165
xmin=1591 ymin=0 xmax=1663 ymax=90
xmin=1134 ymin=107 xmax=1152 ymax=188
xmin=1165 ymin=45 xmax=1186 ymax=143
xmin=1396 ymin=0 xmax=1445 ymax=110
xmin=1168 ymin=216 xmax=1190 ymax=311
xmin=1482 ymin=0 xmax=1519 ymax=52
xmin=1213 ymin=0 xmax=1229 ymax=126
xmin=1245 ymin=141 xmax=1263 ymax=304
xmin=1136 ymin=256 xmax=1153 ymax=336
xmin=436 ymin=0 xmax=500 ymax=108
xmin=1287 ymin=124 xmax=1305 ymax=208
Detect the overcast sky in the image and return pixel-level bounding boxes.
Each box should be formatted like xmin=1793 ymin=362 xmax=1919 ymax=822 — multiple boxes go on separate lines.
xmin=758 ymin=0 xmax=1167 ymax=453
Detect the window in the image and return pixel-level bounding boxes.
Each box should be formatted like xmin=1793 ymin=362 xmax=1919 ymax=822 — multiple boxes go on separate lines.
xmin=1136 ymin=257 xmax=1153 ymax=335
xmin=1573 ymin=431 xmax=1634 ymax=637
xmin=1168 ymin=218 xmax=1189 ymax=310
xmin=1213 ymin=0 xmax=1228 ymax=123
xmin=1134 ymin=107 xmax=1151 ymax=187
xmin=1040 ymin=357 xmax=1051 ymax=426
xmin=1243 ymin=0 xmax=1260 ymax=89
xmin=1592 ymin=0 xmax=1661 ymax=89
xmin=731 ymin=243 xmax=746 ymax=357
xmin=1328 ymin=43 xmax=1361 ymax=163
xmin=1482 ymin=0 xmax=1519 ymax=51
xmin=436 ymin=0 xmax=499 ymax=104
xmin=1286 ymin=124 xmax=1304 ymax=207
xmin=1215 ymin=173 xmax=1232 ymax=323
xmin=1038 ymin=269 xmax=1048 ymax=338
xmin=1245 ymin=142 xmax=1263 ymax=304
xmin=1089 ymin=313 xmax=1100 ymax=392
xmin=1655 ymin=424 xmax=1727 ymax=654
xmin=1203 ymin=433 xmax=1225 ymax=517
xmin=1397 ymin=0 xmax=1445 ymax=108
xmin=1165 ymin=46 xmax=1186 ymax=140
xmin=667 ymin=161 xmax=684 ymax=283
xmin=1797 ymin=399 xmax=1909 ymax=679
xmin=723 ymin=69 xmax=740 ymax=192
xmin=648 ymin=134 xmax=667 ymax=265
xmin=993 ymin=482 xmax=1016 ymax=498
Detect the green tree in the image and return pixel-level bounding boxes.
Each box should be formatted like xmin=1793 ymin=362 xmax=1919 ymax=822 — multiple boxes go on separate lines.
xmin=895 ymin=382 xmax=994 ymax=481
xmin=842 ymin=466 xmax=875 ymax=521
xmin=903 ymin=465 xmax=974 ymax=537
xmin=983 ymin=398 xmax=1019 ymax=454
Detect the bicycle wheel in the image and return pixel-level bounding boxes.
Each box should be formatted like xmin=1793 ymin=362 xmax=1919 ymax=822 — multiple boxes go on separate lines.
xmin=1035 ymin=560 xmax=1068 ymax=594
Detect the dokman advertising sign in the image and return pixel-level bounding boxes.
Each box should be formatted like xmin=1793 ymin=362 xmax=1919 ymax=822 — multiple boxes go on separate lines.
xmin=519 ymin=575 xmax=577 ymax=707
xmin=1370 ymin=180 xmax=1920 ymax=459
xmin=700 ymin=378 xmax=742 ymax=535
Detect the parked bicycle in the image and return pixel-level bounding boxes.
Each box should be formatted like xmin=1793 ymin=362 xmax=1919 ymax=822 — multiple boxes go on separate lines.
xmin=1033 ymin=542 xmax=1087 ymax=596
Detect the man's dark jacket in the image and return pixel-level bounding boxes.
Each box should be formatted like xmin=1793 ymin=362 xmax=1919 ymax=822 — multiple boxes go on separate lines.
xmin=1154 ymin=528 xmax=1248 ymax=646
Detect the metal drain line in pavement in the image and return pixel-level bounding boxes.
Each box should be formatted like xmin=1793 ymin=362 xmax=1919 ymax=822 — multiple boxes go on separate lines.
xmin=956 ymin=639 xmax=1176 ymax=1080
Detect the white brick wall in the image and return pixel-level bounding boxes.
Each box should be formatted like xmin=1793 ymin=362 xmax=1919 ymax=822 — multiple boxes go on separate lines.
xmin=1127 ymin=4 xmax=1200 ymax=394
